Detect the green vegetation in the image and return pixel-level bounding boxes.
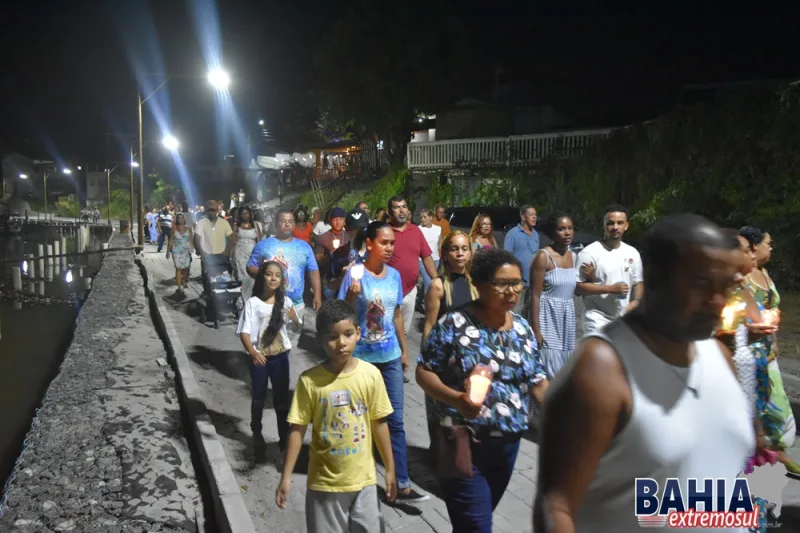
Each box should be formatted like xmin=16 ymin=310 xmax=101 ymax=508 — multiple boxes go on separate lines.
xmin=450 ymin=83 xmax=800 ymax=289
xmin=337 ymin=165 xmax=409 ymax=212
xmin=300 ymin=186 xmax=344 ymax=211
xmin=147 ymin=172 xmax=178 ymax=208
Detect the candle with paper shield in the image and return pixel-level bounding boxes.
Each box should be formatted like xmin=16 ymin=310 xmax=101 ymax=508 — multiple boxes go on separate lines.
xmin=719 ymin=290 xmax=746 ymax=333
xmin=332 ymin=238 xmax=341 ymax=250
xmin=719 ymin=301 xmax=745 ymax=333
xmin=762 ymin=309 xmax=781 ymax=328
xmin=350 ymin=263 xmax=365 ymax=281
xmin=467 ymin=365 xmax=494 ymax=404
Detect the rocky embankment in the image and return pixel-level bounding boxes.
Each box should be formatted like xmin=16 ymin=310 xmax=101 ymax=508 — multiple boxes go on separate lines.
xmin=0 ymin=235 xmax=202 ymax=532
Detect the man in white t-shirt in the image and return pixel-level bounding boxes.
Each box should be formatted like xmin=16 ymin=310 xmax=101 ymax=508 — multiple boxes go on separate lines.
xmin=418 ymin=208 xmax=442 ymax=297
xmin=575 ymin=204 xmax=643 ymax=334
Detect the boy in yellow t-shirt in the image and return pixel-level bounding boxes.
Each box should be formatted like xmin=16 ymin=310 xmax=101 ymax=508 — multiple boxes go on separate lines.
xmin=276 ymin=300 xmax=396 ymax=532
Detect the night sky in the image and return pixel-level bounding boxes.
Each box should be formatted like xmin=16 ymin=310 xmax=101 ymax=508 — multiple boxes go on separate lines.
xmin=1 ymin=0 xmax=798 ymax=167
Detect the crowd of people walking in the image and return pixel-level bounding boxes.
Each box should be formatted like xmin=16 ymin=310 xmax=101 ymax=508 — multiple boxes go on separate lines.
xmin=150 ymin=192 xmax=795 ymax=533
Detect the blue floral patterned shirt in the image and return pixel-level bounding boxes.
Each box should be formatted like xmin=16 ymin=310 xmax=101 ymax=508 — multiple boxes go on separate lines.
xmin=418 ymin=308 xmax=546 ymax=433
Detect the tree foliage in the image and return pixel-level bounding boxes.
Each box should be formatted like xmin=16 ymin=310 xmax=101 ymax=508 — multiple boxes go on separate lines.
xmin=454 ymin=83 xmax=800 ymax=288
xmin=315 ymin=108 xmax=357 ymax=143
xmin=147 ymin=171 xmax=177 ymax=208
xmin=314 ymin=0 xmax=486 ymax=159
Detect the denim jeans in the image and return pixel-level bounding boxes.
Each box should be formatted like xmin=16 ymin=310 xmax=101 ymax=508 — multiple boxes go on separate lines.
xmin=419 ymin=259 xmax=439 ymax=298
xmin=250 ymin=351 xmax=290 ymax=448
xmin=157 ymin=226 xmax=170 ymax=252
xmin=322 ymin=286 xmax=337 ymax=302
xmin=440 ymin=433 xmax=522 ymax=533
xmin=372 ymin=357 xmax=410 ymax=489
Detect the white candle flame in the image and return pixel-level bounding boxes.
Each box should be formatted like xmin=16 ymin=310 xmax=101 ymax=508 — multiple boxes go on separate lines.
xmin=350 ymin=264 xmax=364 ymax=281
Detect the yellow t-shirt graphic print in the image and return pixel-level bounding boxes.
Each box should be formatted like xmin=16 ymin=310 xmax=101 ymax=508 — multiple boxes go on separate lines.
xmin=287 ymin=360 xmax=393 ymax=492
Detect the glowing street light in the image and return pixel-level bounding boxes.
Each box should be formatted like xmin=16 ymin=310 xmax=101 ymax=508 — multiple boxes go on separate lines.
xmin=19 ymin=174 xmax=28 ymax=179
xmin=208 ymin=68 xmax=230 ymax=90
xmin=136 ymin=68 xmax=228 ymax=246
xmin=258 ymin=119 xmax=265 ymax=126
xmin=62 ymin=168 xmax=72 ymax=175
xmin=130 ymin=161 xmax=139 ymax=168
xmin=162 ymin=135 xmax=180 ymax=151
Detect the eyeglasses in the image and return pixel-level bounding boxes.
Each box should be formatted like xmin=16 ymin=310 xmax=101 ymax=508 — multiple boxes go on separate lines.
xmin=489 ymin=280 xmax=525 ymax=293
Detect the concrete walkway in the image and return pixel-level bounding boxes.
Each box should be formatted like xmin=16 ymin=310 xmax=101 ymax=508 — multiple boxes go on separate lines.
xmin=142 ymin=241 xmax=800 ymax=533
xmin=142 ymin=245 xmax=539 ymax=533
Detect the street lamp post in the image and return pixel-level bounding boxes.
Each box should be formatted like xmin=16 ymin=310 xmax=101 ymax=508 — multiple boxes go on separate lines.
xmin=130 ymin=146 xmax=137 ymax=238
xmin=135 ymin=68 xmax=229 ymax=247
xmin=105 ymin=163 xmax=120 ymax=225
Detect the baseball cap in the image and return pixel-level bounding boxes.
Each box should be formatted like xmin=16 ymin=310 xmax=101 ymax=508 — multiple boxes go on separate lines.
xmin=329 ymin=207 xmax=346 ymax=219
xmin=345 ymin=208 xmax=370 ymax=231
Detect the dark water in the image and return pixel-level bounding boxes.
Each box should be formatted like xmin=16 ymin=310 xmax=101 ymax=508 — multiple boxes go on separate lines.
xmin=0 ymin=224 xmax=110 ymax=489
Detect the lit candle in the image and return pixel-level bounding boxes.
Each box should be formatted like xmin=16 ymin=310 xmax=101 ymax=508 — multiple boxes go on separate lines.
xmin=332 ymin=238 xmax=341 ymax=250
xmin=762 ymin=309 xmax=781 ymax=328
xmin=719 ymin=301 xmax=746 ymax=333
xmin=350 ymin=264 xmax=364 ymax=281
xmin=467 ymin=365 xmax=493 ymax=405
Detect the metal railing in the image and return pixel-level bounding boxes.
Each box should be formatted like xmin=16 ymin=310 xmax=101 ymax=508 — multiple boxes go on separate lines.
xmin=406 ymin=128 xmax=615 ymax=170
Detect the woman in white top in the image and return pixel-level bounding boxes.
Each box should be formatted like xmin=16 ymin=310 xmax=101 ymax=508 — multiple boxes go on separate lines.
xmin=418 ymin=208 xmax=442 ymax=297
xmin=237 ymin=259 xmax=301 ymax=451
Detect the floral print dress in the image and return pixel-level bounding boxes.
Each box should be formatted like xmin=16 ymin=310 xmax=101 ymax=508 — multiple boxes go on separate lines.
xmin=744 ymin=273 xmax=796 ymax=451
xmin=419 ymin=308 xmax=546 ymax=433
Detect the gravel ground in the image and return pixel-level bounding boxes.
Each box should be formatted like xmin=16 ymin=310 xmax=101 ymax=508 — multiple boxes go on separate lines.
xmin=0 ymin=234 xmax=201 ymax=532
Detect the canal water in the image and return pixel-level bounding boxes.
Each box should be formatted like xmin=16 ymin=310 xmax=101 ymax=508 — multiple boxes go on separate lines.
xmin=0 ymin=222 xmax=111 ymax=490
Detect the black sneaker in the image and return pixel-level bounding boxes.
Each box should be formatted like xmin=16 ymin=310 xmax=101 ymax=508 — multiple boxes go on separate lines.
xmin=395 ymin=488 xmax=430 ymax=503
xmin=403 ymin=375 xmax=410 ymax=384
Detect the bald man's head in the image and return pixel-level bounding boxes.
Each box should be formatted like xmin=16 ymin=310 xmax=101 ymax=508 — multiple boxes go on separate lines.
xmin=640 ymin=214 xmax=741 ymax=342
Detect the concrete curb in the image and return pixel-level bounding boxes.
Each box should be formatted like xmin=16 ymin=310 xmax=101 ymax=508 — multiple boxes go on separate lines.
xmin=137 ymin=259 xmax=257 ymax=533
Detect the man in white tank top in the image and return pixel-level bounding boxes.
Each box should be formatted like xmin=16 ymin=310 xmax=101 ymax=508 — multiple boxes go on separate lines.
xmin=576 ymin=204 xmax=644 ymax=334
xmin=534 ymin=214 xmax=757 ymax=533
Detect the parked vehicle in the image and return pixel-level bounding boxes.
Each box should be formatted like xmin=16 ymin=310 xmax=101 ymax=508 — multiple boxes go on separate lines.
xmin=445 ymin=206 xmax=599 ymax=252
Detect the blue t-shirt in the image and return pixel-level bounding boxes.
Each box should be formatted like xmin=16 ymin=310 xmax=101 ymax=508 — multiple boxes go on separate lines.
xmin=338 ymin=266 xmax=403 ymax=364
xmin=418 ymin=308 xmax=546 ymax=433
xmin=247 ymin=237 xmax=319 ymax=305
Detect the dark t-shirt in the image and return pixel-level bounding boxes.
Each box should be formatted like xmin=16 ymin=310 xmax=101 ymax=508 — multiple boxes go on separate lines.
xmin=315 ymin=230 xmax=350 ymax=257
xmin=328 ymin=243 xmax=362 ymax=281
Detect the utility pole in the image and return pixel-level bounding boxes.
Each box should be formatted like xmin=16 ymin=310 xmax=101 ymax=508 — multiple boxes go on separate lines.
xmin=130 ymin=145 xmax=135 ymax=239
xmin=137 ymin=89 xmax=145 ymax=247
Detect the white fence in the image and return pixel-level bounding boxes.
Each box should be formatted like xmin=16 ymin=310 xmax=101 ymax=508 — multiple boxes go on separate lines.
xmin=406 ymin=128 xmax=615 ymax=170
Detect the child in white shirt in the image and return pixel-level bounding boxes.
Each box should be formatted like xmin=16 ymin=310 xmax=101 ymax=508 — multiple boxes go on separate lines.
xmin=237 ymin=258 xmax=301 ymax=450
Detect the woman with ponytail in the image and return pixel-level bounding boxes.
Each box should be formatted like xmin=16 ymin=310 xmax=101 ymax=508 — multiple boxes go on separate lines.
xmin=237 ymin=259 xmax=301 ymax=452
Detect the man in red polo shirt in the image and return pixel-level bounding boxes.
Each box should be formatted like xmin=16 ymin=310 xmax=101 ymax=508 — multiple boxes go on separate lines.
xmin=387 ymin=195 xmax=439 ymax=343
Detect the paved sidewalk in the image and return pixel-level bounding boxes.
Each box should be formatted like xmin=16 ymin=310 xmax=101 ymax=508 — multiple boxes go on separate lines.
xmin=142 ymin=244 xmax=539 ymax=533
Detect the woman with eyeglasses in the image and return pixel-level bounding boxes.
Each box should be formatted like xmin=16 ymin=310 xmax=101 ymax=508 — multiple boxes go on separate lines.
xmin=417 ymin=247 xmax=549 ymax=532
xmin=468 ymin=214 xmax=497 ymax=252
xmin=738 ymin=226 xmax=800 ymax=477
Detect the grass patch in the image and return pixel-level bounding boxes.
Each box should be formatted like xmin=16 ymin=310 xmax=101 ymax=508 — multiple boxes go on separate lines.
xmin=779 ymin=292 xmax=800 ymax=358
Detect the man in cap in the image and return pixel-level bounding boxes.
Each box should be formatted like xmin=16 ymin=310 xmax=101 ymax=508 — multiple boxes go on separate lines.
xmin=324 ymin=207 xmax=370 ymax=300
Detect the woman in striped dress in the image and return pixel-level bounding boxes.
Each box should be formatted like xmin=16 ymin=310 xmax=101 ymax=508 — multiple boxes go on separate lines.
xmin=530 ymin=212 xmax=577 ymax=378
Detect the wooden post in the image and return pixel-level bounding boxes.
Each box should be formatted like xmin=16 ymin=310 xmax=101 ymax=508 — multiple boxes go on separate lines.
xmin=11 ymin=266 xmax=22 ymax=292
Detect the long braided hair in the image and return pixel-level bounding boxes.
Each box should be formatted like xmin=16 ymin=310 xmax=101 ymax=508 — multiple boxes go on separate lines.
xmin=252 ymin=259 xmax=287 ymax=350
